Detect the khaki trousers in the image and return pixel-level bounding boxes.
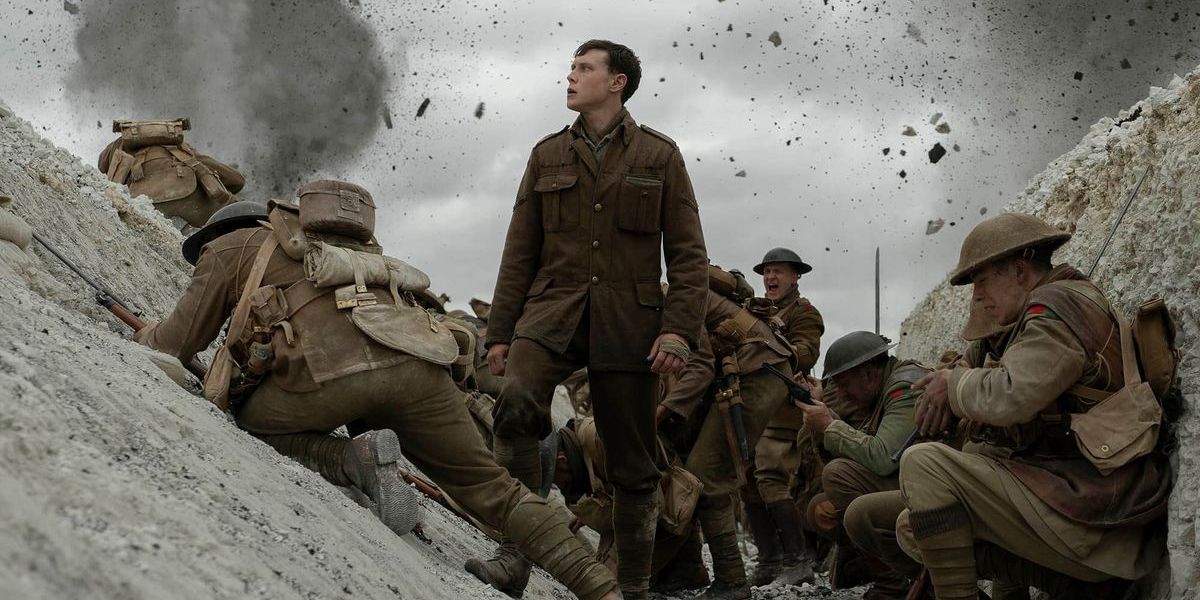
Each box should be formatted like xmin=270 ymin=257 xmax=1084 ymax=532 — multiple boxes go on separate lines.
xmin=683 ymin=369 xmax=788 ymax=496
xmin=802 ymin=458 xmax=898 ymax=538
xmin=843 ymin=490 xmax=922 ymax=579
xmin=238 ymin=357 xmax=531 ymax=533
xmin=752 ymin=430 xmax=800 ymax=504
xmin=896 ymin=443 xmax=1125 ymax=584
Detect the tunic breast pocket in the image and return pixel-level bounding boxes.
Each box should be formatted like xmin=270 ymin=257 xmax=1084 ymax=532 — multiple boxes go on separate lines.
xmin=534 ymin=172 xmax=580 ymax=232
xmin=618 ymin=174 xmax=663 ymax=233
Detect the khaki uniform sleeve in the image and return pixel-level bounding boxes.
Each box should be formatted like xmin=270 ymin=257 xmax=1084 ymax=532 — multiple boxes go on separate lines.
xmin=661 ymin=330 xmax=715 ymax=419
xmin=138 ymin=248 xmax=233 ymax=361
xmin=821 ymin=389 xmax=917 ymax=477
xmin=787 ymin=303 xmax=824 ymax=374
xmin=486 ymin=154 xmax=542 ymax=348
xmin=659 ymin=148 xmax=708 ymax=349
xmin=948 ymin=310 xmax=1088 ymax=427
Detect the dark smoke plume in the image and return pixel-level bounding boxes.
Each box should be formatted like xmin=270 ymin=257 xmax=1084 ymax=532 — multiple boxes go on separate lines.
xmin=67 ymin=0 xmax=390 ymax=198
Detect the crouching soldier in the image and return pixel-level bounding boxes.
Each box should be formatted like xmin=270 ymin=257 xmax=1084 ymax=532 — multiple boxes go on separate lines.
xmin=894 ymin=213 xmax=1172 ymax=600
xmin=135 ymin=180 xmax=620 ymax=600
xmin=99 ymin=118 xmax=244 ymax=228
xmin=795 ymin=331 xmax=928 ymax=593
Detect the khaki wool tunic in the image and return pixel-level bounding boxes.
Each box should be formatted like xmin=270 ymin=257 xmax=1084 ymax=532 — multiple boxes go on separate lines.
xmin=486 ymin=109 xmax=709 ymax=371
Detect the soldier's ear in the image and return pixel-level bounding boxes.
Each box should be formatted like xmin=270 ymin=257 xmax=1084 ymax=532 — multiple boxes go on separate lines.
xmin=610 ymin=72 xmax=627 ymax=94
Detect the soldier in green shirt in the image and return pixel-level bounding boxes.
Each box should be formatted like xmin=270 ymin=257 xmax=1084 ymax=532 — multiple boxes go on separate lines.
xmin=795 ymin=331 xmax=929 ymax=593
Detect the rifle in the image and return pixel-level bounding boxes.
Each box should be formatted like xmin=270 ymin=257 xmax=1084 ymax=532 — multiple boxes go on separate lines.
xmin=31 ymin=230 xmax=207 ymax=380
xmin=759 ymin=362 xmax=815 ymax=406
xmin=1088 ymin=167 xmax=1150 ymax=278
xmin=890 ymin=420 xmax=958 ymax=463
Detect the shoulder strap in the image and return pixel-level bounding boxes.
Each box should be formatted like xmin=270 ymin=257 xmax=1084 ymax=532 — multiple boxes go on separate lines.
xmin=225 ymin=235 xmax=279 ymax=352
xmin=1064 ymin=315 xmax=1141 ymax=404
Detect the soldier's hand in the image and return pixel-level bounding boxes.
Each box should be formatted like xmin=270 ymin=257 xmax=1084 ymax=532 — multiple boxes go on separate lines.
xmin=912 ymin=370 xmax=953 ymax=437
xmin=798 ymin=398 xmax=833 ymax=433
xmin=648 ymin=333 xmax=689 ymax=375
xmin=487 ymin=343 xmax=510 ymax=376
xmin=797 ymin=374 xmax=825 ymax=406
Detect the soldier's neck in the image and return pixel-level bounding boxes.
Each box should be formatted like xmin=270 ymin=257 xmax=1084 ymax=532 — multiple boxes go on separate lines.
xmin=581 ymin=102 xmax=624 ymax=140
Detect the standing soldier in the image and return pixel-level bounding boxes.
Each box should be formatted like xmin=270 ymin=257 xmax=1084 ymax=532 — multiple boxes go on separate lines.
xmin=135 ymin=181 xmax=620 ymax=600
xmin=657 ymin=284 xmax=796 ymax=600
xmin=742 ymin=248 xmax=824 ymax=587
xmin=476 ymin=39 xmax=709 ymax=599
xmin=895 ymin=213 xmax=1171 ymax=599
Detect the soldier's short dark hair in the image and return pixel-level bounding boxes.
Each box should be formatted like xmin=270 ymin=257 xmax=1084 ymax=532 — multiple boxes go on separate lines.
xmin=574 ymin=39 xmax=641 ymax=104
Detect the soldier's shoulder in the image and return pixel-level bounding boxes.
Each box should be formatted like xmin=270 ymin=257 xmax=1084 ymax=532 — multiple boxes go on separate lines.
xmin=637 ymin=124 xmax=679 ymax=149
xmin=533 ymin=125 xmax=570 ymax=150
xmin=886 ymin=360 xmax=933 ymax=392
xmin=208 ymin=225 xmax=269 ymax=252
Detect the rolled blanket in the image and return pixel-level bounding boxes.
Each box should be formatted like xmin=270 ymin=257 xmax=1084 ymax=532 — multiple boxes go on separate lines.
xmin=304 ymin=241 xmax=430 ymax=292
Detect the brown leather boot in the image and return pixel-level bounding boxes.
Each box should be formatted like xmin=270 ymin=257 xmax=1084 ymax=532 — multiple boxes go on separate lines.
xmin=464 ymin=541 xmax=531 ymax=598
xmin=650 ymin=529 xmax=710 ymax=594
xmin=465 ymin=437 xmax=542 ymax=597
xmin=744 ymin=498 xmax=782 ymax=587
xmin=257 ymin=430 xmax=420 ymax=537
xmin=767 ymin=499 xmax=815 ymax=586
xmin=344 ymin=430 xmax=421 ymax=537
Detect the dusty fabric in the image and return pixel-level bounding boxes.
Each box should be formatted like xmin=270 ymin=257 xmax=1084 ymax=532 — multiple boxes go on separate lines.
xmin=487 ymin=109 xmax=709 ymax=371
xmin=946 ymin=266 xmax=1171 ymax=527
xmin=502 ymin=330 xmax=664 ymax=494
xmin=820 ymin=358 xmax=927 ymax=477
xmin=660 ymin=290 xmax=791 ymax=420
xmin=802 ymin=458 xmax=898 ymax=538
xmin=842 ymin=490 xmax=922 ymax=579
xmin=682 ymin=369 xmax=788 ymax=496
xmin=141 ymin=227 xmax=410 ymax=392
xmin=752 ymin=434 xmax=800 ymax=503
xmin=761 ymin=286 xmax=824 ymax=431
xmin=897 ymin=442 xmax=1163 ymax=581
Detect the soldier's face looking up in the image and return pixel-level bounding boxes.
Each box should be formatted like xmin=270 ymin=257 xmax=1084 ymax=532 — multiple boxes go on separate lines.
xmin=970 ymin=259 xmax=1034 ymax=325
xmin=567 ymin=49 xmax=624 ymax=113
xmin=761 ymin=263 xmax=800 ymax=301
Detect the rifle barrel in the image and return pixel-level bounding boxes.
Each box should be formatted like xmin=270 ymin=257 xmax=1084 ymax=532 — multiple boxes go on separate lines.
xmin=32 ymin=231 xmax=130 ymax=308
xmin=1088 ymin=167 xmax=1150 ymax=278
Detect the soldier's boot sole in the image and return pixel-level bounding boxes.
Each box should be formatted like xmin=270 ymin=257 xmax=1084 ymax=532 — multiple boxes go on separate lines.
xmin=748 ymin=560 xmax=781 ymax=587
xmin=464 ymin=543 xmax=532 ymax=598
xmin=696 ymin=581 xmax=752 ymax=600
xmin=349 ymin=430 xmax=420 ymax=537
xmin=770 ymin=556 xmax=815 ymax=587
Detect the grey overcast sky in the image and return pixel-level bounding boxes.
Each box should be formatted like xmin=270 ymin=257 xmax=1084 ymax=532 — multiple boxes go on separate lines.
xmin=2 ymin=0 xmax=1198 ymax=369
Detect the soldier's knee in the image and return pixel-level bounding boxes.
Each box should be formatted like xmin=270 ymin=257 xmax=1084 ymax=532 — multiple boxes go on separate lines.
xmin=897 ymin=442 xmax=948 ymax=487
xmin=895 ymin=509 xmax=922 ymax=563
xmin=820 ymin=458 xmax=859 ymax=494
xmin=842 ymin=496 xmax=873 ymax=547
xmin=493 ymin=378 xmax=552 ymax=439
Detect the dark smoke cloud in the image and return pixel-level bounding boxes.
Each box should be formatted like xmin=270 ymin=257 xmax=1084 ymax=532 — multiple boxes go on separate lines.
xmin=67 ymin=0 xmax=391 ymax=197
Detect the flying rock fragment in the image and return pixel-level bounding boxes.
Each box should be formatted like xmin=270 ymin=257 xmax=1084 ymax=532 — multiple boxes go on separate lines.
xmin=416 ymin=98 xmax=431 ymax=118
xmin=926 ymin=218 xmax=945 ymax=235
xmin=768 ymin=31 xmax=782 ymax=47
xmin=474 ymin=102 xmax=485 ymax=119
xmin=902 ymin=126 xmax=917 ymax=136
xmin=929 ymin=143 xmax=947 ymax=164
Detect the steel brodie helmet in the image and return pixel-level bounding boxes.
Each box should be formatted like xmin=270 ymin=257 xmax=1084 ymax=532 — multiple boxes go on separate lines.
xmin=949 ymin=213 xmax=1070 ymax=286
xmin=753 ymin=247 xmax=813 ymax=276
xmin=181 ymin=200 xmax=269 ymax=265
xmin=822 ymin=331 xmax=896 ymax=380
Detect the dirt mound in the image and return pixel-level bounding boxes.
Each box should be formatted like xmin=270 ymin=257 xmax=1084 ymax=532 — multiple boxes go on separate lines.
xmin=0 ymin=98 xmax=572 ymax=600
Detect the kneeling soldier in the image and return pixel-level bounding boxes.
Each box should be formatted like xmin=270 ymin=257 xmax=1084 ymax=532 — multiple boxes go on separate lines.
xmin=136 ymin=181 xmax=619 ymax=600
xmin=898 ymin=213 xmax=1171 ymax=599
xmin=795 ymin=331 xmax=928 ymax=593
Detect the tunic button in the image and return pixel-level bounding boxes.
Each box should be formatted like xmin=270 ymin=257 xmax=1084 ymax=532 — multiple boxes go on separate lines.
xmin=1100 ymin=444 xmax=1110 ymax=454
xmin=591 ymin=276 xmax=599 ymax=284
xmin=593 ymin=203 xmax=602 ymax=212
xmin=592 ymin=240 xmax=600 ymax=249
